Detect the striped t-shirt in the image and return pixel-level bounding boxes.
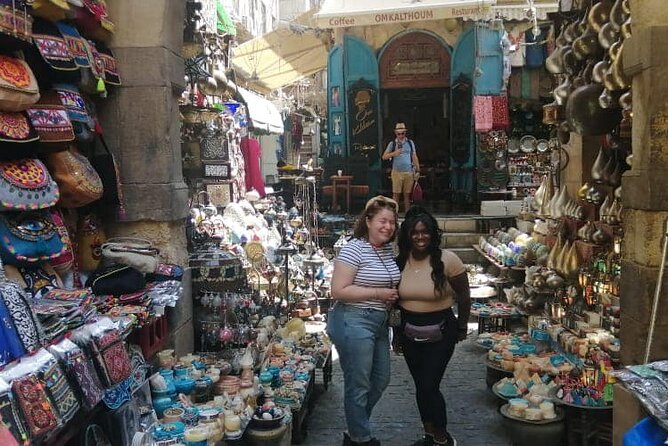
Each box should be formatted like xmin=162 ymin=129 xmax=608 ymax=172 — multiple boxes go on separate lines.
xmin=335 ymin=238 xmax=401 ymax=310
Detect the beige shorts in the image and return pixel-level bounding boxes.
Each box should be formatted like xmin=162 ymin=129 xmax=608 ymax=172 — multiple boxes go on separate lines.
xmin=391 ymin=170 xmax=414 ymax=194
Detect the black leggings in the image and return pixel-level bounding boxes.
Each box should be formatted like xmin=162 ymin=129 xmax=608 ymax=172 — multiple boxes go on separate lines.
xmin=400 ymin=307 xmax=458 ymax=432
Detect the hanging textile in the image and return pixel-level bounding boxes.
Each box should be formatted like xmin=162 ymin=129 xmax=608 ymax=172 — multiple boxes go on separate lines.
xmin=507 ymin=28 xmax=525 ymax=67
xmin=492 ymin=95 xmax=510 ymax=130
xmin=240 ymin=137 xmax=265 ymax=197
xmin=473 ymin=96 xmax=493 ymax=133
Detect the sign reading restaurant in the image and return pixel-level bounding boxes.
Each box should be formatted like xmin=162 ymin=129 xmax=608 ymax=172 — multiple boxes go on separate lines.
xmin=319 ymin=4 xmax=491 ymax=28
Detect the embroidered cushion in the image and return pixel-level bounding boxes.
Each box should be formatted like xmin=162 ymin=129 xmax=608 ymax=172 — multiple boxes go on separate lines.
xmin=25 ymin=18 xmax=80 ymax=88
xmin=0 ymin=111 xmax=39 ymax=160
xmin=0 ymin=55 xmax=40 ymax=112
xmin=0 ymin=158 xmax=59 ymax=210
xmin=0 ymin=210 xmax=66 ymax=266
xmin=26 ymin=104 xmax=74 ymax=147
xmin=0 ymin=0 xmax=33 ymax=51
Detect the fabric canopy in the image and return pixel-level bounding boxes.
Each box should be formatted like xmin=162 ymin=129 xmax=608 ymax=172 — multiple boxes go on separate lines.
xmin=315 ymin=0 xmax=496 ymax=28
xmin=231 ymin=10 xmax=328 ymax=93
xmin=237 ymin=87 xmax=284 ymax=134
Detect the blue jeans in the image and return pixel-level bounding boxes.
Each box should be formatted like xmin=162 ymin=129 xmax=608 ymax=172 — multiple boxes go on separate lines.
xmin=326 ymin=303 xmax=391 ymax=443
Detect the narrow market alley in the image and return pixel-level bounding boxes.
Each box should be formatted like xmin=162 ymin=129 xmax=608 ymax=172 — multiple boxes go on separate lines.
xmin=305 ymin=330 xmax=511 ymax=446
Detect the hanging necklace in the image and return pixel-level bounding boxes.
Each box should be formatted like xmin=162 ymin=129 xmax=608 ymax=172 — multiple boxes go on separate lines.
xmin=408 ymin=255 xmax=428 ymax=273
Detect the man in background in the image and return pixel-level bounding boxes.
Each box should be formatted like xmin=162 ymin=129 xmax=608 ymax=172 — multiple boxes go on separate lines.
xmin=382 ymin=122 xmax=420 ymax=213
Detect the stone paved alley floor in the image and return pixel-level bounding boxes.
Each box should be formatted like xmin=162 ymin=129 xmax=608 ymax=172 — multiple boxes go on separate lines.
xmin=304 ymin=330 xmax=512 ymax=446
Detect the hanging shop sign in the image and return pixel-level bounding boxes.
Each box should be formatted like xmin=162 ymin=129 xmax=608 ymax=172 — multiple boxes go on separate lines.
xmin=347 ymin=80 xmax=379 ymax=159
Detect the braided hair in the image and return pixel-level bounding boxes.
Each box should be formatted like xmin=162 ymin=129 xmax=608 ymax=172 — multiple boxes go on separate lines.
xmin=397 ymin=206 xmax=447 ymax=295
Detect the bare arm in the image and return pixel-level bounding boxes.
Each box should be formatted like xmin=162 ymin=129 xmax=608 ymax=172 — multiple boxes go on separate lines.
xmin=448 ymin=271 xmax=471 ymax=340
xmin=412 ymin=150 xmax=420 ymax=172
xmin=330 ymin=261 xmax=398 ymax=304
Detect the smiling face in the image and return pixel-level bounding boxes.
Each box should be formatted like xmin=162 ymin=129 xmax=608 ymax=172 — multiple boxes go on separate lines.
xmin=410 ymin=221 xmax=432 ymax=255
xmin=366 ymin=208 xmax=397 ymax=246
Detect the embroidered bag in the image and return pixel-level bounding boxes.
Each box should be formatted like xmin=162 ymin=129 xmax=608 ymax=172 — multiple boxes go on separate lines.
xmin=75 ymin=211 xmax=106 ymax=271
xmin=38 ymin=356 xmax=79 ymax=423
xmin=91 ymin=134 xmax=125 ymax=219
xmin=0 ymin=297 xmax=26 ymax=366
xmin=0 ymin=0 xmax=33 ymax=51
xmin=4 ymin=263 xmax=63 ymax=298
xmin=0 ymin=111 xmax=40 ymax=160
xmin=45 ymin=144 xmax=103 ymax=208
xmin=91 ymin=329 xmax=131 ymax=387
xmin=85 ymin=264 xmax=146 ymax=296
xmin=0 ymin=259 xmax=42 ymax=352
xmin=79 ymin=39 xmax=106 ymax=95
xmin=0 ymin=158 xmax=59 ymax=210
xmin=24 ymin=18 xmax=80 ymax=88
xmin=12 ymin=374 xmax=59 ymax=437
xmin=0 ymin=210 xmax=66 ymax=266
xmin=68 ymin=348 xmax=105 ymax=408
xmin=26 ymin=104 xmax=74 ymax=152
xmin=101 ymin=237 xmax=159 ymax=274
xmin=75 ymin=0 xmax=114 ymax=43
xmin=47 ymin=208 xmax=73 ymax=273
xmin=94 ymin=42 xmax=121 ymax=85
xmin=54 ymin=22 xmax=90 ymax=68
xmin=0 ymin=55 xmax=40 ymax=112
xmin=40 ymin=85 xmax=95 ymax=143
xmin=28 ymin=0 xmax=70 ymax=22
xmin=0 ymin=378 xmax=26 ymax=445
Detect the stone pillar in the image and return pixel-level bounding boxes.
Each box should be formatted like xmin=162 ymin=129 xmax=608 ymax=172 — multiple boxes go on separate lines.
xmin=97 ymin=0 xmax=192 ymax=353
xmin=618 ymin=0 xmax=668 ymax=367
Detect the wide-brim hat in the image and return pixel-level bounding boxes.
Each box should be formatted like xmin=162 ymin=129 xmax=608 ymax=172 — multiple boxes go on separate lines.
xmin=394 ymin=122 xmax=407 ymax=132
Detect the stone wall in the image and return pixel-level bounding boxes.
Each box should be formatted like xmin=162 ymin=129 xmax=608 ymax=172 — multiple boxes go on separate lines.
xmin=613 ymin=0 xmax=668 ymax=442
xmin=98 ymin=0 xmax=193 ymax=354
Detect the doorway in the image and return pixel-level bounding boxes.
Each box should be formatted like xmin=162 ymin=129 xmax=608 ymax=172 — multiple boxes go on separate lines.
xmin=381 ymin=88 xmax=450 ymax=208
xmin=379 ymin=30 xmax=453 ymax=212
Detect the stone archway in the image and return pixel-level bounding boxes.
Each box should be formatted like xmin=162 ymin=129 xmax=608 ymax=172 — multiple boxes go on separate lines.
xmin=379 ymin=30 xmax=451 ymax=89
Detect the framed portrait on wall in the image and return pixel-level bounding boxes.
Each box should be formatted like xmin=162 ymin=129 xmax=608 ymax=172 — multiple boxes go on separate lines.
xmin=331 ymin=86 xmax=340 ymax=108
xmin=333 ymin=113 xmax=342 ymax=136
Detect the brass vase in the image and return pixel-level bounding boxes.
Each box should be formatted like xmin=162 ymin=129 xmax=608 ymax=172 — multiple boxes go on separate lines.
xmin=556 ymin=240 xmax=571 ymax=275
xmin=563 ymin=242 xmax=581 ymax=278
xmin=547 ymin=235 xmax=563 ymax=270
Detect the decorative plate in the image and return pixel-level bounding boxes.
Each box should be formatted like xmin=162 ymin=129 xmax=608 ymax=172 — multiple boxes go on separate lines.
xmin=536 ymin=139 xmax=549 ymax=153
xmin=507 ymin=137 xmax=520 ymax=154
xmin=520 ymin=135 xmax=537 ymax=153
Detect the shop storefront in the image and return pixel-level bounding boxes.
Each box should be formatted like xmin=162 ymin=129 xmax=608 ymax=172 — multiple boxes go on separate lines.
xmin=317 ymin=0 xmax=559 ymax=212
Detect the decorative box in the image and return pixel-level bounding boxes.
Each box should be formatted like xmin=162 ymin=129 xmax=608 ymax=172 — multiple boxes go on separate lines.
xmin=200 ymin=135 xmax=229 ymax=161
xmin=202 ymin=161 xmax=231 ymax=180
xmin=204 ymin=181 xmax=234 ymax=207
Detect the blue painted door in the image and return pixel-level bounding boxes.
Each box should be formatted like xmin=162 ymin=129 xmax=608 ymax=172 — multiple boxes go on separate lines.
xmin=343 ymin=35 xmax=381 ymax=195
xmin=450 ymin=25 xmax=503 ymax=199
xmin=327 ymin=44 xmax=345 ymax=157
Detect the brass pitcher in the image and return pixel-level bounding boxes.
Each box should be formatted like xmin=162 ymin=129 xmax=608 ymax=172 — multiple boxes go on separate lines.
xmin=547 ymin=234 xmax=563 ymax=270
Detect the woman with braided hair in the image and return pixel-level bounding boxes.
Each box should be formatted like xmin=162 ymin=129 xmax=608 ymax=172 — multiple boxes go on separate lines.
xmin=395 ymin=206 xmax=471 ymax=446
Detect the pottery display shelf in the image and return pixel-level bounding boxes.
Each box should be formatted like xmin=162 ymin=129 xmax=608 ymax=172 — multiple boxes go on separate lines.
xmin=472 ymin=244 xmax=527 ymax=272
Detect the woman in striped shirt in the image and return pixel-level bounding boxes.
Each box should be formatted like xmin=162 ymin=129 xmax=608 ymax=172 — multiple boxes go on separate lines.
xmin=327 ymin=196 xmax=401 ymax=446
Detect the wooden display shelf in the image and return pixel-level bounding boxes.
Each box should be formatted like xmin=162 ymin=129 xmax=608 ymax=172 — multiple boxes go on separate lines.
xmin=473 ymin=244 xmax=526 ymax=272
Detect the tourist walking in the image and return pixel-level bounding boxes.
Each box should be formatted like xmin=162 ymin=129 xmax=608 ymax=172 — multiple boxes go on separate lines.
xmin=381 ymin=122 xmax=420 ymax=213
xmin=327 ymin=195 xmax=401 ymax=446
xmin=395 ymin=206 xmax=472 ymax=446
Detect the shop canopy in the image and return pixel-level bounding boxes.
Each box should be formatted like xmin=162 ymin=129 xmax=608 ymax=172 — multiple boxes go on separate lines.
xmin=230 ymin=9 xmax=328 ymax=93
xmin=314 ymin=0 xmax=496 ymax=28
xmin=237 ymin=87 xmax=284 ymax=134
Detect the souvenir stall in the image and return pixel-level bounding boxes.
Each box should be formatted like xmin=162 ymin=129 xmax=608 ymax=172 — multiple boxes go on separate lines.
xmin=181 ymin=181 xmax=334 ymax=443
xmin=470 ymin=1 xmax=633 ymax=443
xmin=474 ymin=17 xmax=560 ymax=212
xmin=0 ymin=1 xmax=194 ymax=445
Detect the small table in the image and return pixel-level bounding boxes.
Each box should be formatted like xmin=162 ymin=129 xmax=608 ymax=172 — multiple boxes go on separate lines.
xmin=330 ymin=175 xmax=353 ymax=213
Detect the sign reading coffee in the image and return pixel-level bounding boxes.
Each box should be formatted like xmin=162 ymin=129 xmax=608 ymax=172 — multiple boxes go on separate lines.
xmin=348 ymin=80 xmax=378 ymax=160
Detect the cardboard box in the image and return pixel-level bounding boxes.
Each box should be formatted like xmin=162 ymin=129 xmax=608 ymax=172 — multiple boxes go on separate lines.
xmin=504 ymin=200 xmax=524 ymax=216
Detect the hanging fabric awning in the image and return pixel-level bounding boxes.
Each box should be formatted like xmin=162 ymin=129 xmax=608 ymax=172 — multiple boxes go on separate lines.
xmin=314 ymin=0 xmax=496 ymax=28
xmin=230 ymin=9 xmax=328 ymax=93
xmin=463 ymin=1 xmax=559 ymax=21
xmin=237 ymin=87 xmax=284 ymax=134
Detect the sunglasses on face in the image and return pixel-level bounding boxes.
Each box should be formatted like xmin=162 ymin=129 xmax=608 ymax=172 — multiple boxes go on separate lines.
xmin=396 ymin=131 xmax=406 ymax=135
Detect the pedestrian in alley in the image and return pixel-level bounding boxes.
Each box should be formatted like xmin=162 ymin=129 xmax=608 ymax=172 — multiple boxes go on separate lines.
xmin=381 ymin=122 xmax=420 ymax=213
xmin=327 ymin=195 xmax=401 ymax=446
xmin=395 ymin=205 xmax=472 ymax=446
